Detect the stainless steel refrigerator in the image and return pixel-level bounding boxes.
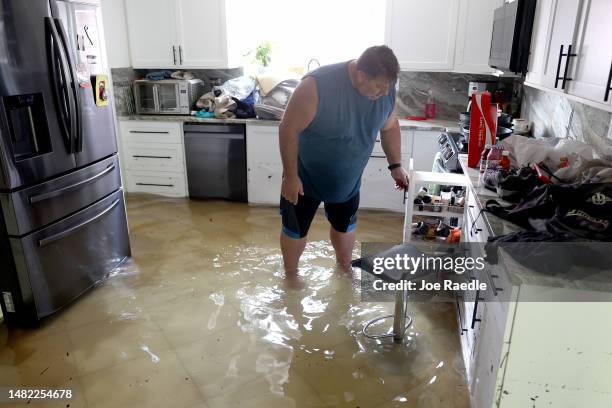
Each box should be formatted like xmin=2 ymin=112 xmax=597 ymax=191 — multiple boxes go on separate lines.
xmin=0 ymin=0 xmax=130 ymax=325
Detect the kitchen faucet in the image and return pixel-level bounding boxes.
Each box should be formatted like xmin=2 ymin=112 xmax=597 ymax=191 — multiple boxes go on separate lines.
xmin=307 ymin=58 xmax=321 ymax=72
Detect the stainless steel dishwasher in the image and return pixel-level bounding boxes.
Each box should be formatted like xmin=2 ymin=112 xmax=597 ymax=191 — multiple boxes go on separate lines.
xmin=183 ymin=123 xmax=247 ymax=202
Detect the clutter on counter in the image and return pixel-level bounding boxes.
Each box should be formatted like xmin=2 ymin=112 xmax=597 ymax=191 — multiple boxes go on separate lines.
xmin=469 ymin=131 xmax=612 ymax=242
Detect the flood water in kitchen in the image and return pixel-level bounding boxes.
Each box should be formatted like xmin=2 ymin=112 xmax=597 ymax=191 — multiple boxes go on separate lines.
xmin=0 ymin=194 xmax=470 ymax=408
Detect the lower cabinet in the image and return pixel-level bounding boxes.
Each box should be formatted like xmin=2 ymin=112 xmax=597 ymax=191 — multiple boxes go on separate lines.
xmin=118 ymin=120 xmax=188 ymax=197
xmin=245 ymin=125 xmax=437 ymax=212
xmin=360 ymin=154 xmax=409 ymax=212
xmin=246 ymin=124 xmax=283 ymax=205
xmin=124 ymin=171 xmax=187 ymax=197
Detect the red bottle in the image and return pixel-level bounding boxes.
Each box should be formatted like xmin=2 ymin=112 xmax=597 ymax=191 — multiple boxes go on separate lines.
xmin=425 ymin=89 xmax=436 ymax=119
xmin=500 ymin=151 xmax=510 ymax=171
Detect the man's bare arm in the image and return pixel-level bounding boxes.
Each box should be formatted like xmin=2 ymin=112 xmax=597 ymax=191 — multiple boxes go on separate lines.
xmin=278 ymin=77 xmax=318 ymax=203
xmin=380 ymin=108 xmax=409 ymax=188
xmin=380 ymin=108 xmax=401 ymax=165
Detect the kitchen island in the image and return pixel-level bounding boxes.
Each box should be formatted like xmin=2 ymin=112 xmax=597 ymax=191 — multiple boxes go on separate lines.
xmin=442 ymin=154 xmax=612 ymax=408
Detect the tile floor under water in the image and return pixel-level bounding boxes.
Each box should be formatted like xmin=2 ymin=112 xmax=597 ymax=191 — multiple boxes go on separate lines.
xmin=0 ymin=194 xmax=470 ymax=408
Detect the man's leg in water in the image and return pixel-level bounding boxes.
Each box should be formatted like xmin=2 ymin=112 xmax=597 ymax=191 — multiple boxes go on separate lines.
xmin=279 ymin=195 xmax=320 ymax=286
xmin=325 ymin=192 xmax=359 ymax=272
xmin=280 ymin=232 xmax=307 ymax=279
xmin=330 ymin=226 xmax=356 ymax=271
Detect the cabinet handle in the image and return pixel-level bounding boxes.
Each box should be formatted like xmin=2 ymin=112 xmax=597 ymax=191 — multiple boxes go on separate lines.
xmin=128 ymin=131 xmax=170 ymax=134
xmin=556 ymin=45 xmax=577 ymax=89
xmin=561 ymin=44 xmax=577 ymax=90
xmin=605 ymin=62 xmax=612 ymax=102
xmin=555 ymin=45 xmax=564 ymax=89
xmin=136 ymin=182 xmax=174 ymax=187
xmin=471 ymin=291 xmax=483 ymax=329
xmin=179 ymin=45 xmax=183 ymax=65
xmin=489 ymin=273 xmax=504 ymax=295
xmin=38 ymin=198 xmax=120 ymax=247
xmin=172 ymin=46 xmax=177 ymax=65
xmin=132 ymin=155 xmax=172 ymax=159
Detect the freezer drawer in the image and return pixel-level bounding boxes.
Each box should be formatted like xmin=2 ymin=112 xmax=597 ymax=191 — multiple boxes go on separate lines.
xmin=0 ymin=155 xmax=122 ymax=236
xmin=1 ymin=189 xmax=130 ymax=323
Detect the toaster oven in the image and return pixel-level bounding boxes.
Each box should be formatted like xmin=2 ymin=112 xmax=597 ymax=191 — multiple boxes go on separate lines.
xmin=133 ymin=78 xmax=204 ymax=115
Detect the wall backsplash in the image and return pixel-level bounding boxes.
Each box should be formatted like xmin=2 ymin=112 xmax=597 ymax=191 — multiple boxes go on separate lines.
xmin=110 ymin=67 xmax=243 ymax=116
xmin=522 ymin=86 xmax=612 ymax=157
xmin=112 ymin=68 xmax=525 ymax=123
xmin=396 ymin=71 xmax=521 ymax=120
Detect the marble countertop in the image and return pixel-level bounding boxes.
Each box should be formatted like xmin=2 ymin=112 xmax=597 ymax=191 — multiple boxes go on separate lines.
xmin=458 ymin=154 xmax=612 ymax=294
xmin=118 ymin=115 xmax=281 ymax=126
xmin=118 ymin=115 xmax=461 ymax=132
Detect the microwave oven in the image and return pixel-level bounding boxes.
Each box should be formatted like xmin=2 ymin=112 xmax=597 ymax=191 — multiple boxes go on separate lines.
xmin=488 ymin=0 xmax=537 ymax=75
xmin=133 ymin=79 xmax=204 ymax=115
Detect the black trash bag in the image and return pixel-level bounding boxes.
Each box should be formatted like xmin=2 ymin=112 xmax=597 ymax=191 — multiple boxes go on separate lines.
xmin=231 ymin=96 xmax=256 ymax=119
xmin=486 ymin=182 xmax=612 ymax=240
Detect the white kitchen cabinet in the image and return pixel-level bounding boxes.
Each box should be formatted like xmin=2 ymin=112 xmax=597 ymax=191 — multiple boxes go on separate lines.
xmin=125 ymin=0 xmax=242 ymax=69
xmin=566 ymin=0 xmax=612 ymax=106
xmin=411 ymin=130 xmax=439 ymax=172
xmin=385 ymin=0 xmax=460 ymax=71
xmin=246 ymin=124 xmax=425 ymax=211
xmin=454 ymin=0 xmax=503 ymax=74
xmin=175 ymin=0 xmax=234 ymax=68
xmin=524 ymin=0 xmax=612 ymax=111
xmin=372 ymin=129 xmax=413 ymax=156
xmin=246 ymin=125 xmax=282 ymax=205
xmin=360 ymin=155 xmax=408 ymax=212
xmin=538 ymin=0 xmax=584 ymax=91
xmin=525 ymin=0 xmax=555 ymax=85
xmin=124 ymin=0 xmax=177 ymax=68
xmin=118 ymin=120 xmax=188 ymax=197
xmin=361 ymin=130 xmax=413 ymax=212
xmin=385 ymin=0 xmax=499 ymax=74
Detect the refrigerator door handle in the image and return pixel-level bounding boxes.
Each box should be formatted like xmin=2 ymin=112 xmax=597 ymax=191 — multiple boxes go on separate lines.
xmin=28 ymin=163 xmax=116 ymax=204
xmin=38 ymin=198 xmax=120 ymax=247
xmin=54 ymin=18 xmax=82 ymax=153
xmin=45 ymin=17 xmax=73 ymax=152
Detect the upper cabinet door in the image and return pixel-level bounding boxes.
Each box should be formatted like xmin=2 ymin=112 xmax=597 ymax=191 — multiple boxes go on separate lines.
xmin=176 ymin=0 xmax=229 ymax=68
xmin=125 ymin=0 xmax=178 ymax=68
xmin=453 ymin=0 xmax=503 ymax=74
xmin=567 ymin=0 xmax=612 ymax=107
xmin=525 ymin=0 xmax=555 ymax=85
xmin=540 ymin=0 xmax=583 ymax=91
xmin=385 ymin=0 xmax=460 ymax=71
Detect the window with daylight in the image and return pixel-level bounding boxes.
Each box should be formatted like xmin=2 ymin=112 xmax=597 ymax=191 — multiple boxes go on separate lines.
xmin=231 ymin=0 xmax=386 ymax=69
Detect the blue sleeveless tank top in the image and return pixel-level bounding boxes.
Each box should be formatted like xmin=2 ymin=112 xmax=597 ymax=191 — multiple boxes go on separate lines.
xmin=298 ymin=61 xmax=396 ymax=203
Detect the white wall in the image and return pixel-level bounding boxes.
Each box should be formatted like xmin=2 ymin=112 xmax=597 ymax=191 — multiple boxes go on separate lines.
xmin=101 ymin=0 xmax=131 ymax=68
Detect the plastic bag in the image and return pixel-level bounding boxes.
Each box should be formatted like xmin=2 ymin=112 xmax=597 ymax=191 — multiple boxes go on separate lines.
xmin=501 ymin=135 xmax=552 ymax=168
xmin=217 ymin=76 xmax=256 ymax=101
xmin=501 ymin=135 xmax=601 ymax=183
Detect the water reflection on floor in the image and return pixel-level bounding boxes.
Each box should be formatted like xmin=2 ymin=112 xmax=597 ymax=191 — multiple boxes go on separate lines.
xmin=0 ymin=194 xmax=469 ymax=408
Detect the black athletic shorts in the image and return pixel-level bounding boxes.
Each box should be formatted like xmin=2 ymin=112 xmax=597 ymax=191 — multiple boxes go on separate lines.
xmin=279 ymin=192 xmax=359 ymax=239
